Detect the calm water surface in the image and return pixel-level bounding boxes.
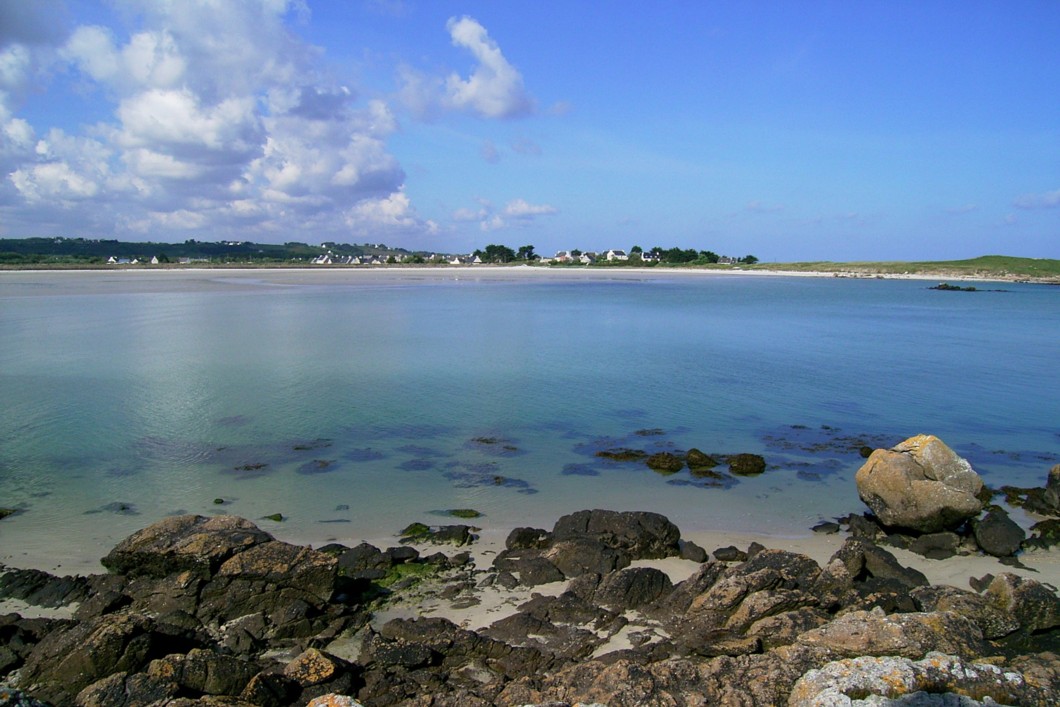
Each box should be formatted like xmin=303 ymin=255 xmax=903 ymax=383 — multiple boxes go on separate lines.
xmin=1 ymin=269 xmax=1057 ymax=570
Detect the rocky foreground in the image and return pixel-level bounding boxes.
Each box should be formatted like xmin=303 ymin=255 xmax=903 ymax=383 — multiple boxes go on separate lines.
xmin=0 ymin=436 xmax=1058 ymax=706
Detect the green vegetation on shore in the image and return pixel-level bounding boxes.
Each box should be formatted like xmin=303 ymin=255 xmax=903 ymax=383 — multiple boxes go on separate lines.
xmin=1 ymin=237 xmax=1056 ymax=283
xmin=739 ymin=255 xmax=1060 ymax=282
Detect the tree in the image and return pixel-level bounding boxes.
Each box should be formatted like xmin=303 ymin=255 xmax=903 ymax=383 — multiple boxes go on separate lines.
xmin=630 ymin=245 xmax=643 ymax=254
xmin=699 ymin=250 xmax=720 ymax=264
xmin=517 ymin=244 xmax=536 ymax=261
xmin=570 ymin=248 xmax=582 ymax=257
xmin=740 ymin=255 xmax=759 ymax=264
xmin=475 ymin=244 xmax=517 ymax=263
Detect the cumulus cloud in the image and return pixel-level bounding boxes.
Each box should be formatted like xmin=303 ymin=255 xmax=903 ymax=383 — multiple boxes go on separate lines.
xmin=2 ymin=0 xmax=438 ymax=242
xmin=1013 ymin=188 xmax=1060 ymax=209
xmin=504 ymin=198 xmax=557 ymax=218
xmin=444 ymin=16 xmax=533 ymax=119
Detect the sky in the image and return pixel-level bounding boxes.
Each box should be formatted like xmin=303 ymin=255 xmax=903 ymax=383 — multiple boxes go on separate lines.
xmin=1 ymin=1 xmax=1058 ymax=261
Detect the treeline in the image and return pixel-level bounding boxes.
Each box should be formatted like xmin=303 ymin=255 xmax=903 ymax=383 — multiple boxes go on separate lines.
xmin=0 ymin=237 xmax=412 ymax=265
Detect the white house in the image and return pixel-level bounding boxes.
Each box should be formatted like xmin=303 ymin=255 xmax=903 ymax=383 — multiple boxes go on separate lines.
xmin=605 ymin=249 xmax=628 ymax=261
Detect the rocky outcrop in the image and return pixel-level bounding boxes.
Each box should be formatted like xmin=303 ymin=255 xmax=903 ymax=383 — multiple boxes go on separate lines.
xmin=789 ymin=652 xmax=1054 ymax=706
xmin=3 ymin=509 xmax=1059 ymax=706
xmin=855 ymin=434 xmax=984 ymax=533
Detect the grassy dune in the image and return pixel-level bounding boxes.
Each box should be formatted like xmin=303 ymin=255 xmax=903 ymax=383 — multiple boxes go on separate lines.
xmin=747 ymin=255 xmax=1060 ymax=283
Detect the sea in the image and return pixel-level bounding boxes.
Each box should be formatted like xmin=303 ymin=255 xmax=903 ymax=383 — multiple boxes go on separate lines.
xmin=1 ymin=268 xmax=1057 ymax=572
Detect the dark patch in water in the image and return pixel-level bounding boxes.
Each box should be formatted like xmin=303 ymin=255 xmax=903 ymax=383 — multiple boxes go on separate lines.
xmin=562 ymin=463 xmax=600 ymax=476
xmin=292 ymin=438 xmax=333 ymax=452
xmin=216 ymin=415 xmax=251 ymax=427
xmin=106 ymin=465 xmax=143 ymax=478
xmin=335 ymin=504 xmax=350 ymax=511
xmin=760 ymin=424 xmax=894 ymax=457
xmin=667 ymin=476 xmax=737 ymax=490
xmin=86 ymin=501 xmax=139 ymax=515
xmin=466 ymin=436 xmax=526 ymax=457
xmin=442 ymin=461 xmax=537 ymax=494
xmin=363 ymin=423 xmax=458 ymax=441
xmin=318 ymin=519 xmax=351 ymax=524
xmin=297 ymin=459 xmax=338 ymax=475
xmin=398 ymin=459 xmax=435 ymax=471
xmin=345 ymin=448 xmax=387 ymax=462
xmin=956 ymin=443 xmax=1060 ymax=472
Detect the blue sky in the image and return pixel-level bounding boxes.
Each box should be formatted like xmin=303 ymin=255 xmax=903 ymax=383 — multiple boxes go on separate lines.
xmin=1 ymin=1 xmax=1057 ymax=261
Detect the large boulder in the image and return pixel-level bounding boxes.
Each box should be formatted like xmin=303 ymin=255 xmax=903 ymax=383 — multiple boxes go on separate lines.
xmin=101 ymin=515 xmax=272 ymax=579
xmin=855 ymin=435 xmax=983 ymax=533
xmin=551 ymin=510 xmax=681 ymax=559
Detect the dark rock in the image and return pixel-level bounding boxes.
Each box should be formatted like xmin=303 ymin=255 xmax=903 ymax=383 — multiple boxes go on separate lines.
xmin=645 ymin=452 xmax=684 ymax=474
xmin=18 ymin=613 xmax=175 ymax=704
xmin=146 ymin=647 xmax=259 ymax=696
xmin=595 ymin=448 xmax=647 ymax=462
xmin=845 ymin=513 xmax=883 ymax=541
xmin=974 ymin=508 xmax=1027 ymax=557
xmin=1026 ymin=518 xmax=1060 ymax=550
xmin=713 ymin=546 xmax=747 ymax=562
xmin=810 ymin=522 xmax=840 ymax=535
xmin=552 ymin=509 xmax=681 ymax=560
xmin=678 ymin=539 xmax=708 ymax=563
xmin=0 ymin=568 xmax=91 ymax=608
xmin=511 ymin=556 xmax=565 ymax=586
xmin=239 ymin=672 xmax=300 ymax=707
xmin=101 ymin=514 xmax=272 ymax=580
xmin=858 ymin=445 xmax=874 ymax=458
xmin=505 ymin=527 xmax=552 ymax=550
xmin=907 ymin=531 xmax=961 ymax=560
xmin=727 ymin=453 xmax=767 ymax=476
xmin=400 ymin=523 xmax=476 ymax=546
xmin=830 ymin=538 xmax=928 ymax=590
xmin=74 ymin=671 xmax=178 ymax=707
xmin=546 ymin=538 xmax=628 ymax=578
xmin=592 ymin=567 xmax=673 ymax=611
xmin=685 ymin=448 xmax=718 ymax=469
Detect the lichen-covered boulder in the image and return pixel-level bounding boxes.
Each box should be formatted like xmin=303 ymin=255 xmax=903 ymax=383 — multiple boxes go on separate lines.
xmin=855 ymin=435 xmax=983 ymax=532
xmin=101 ymin=515 xmax=272 ymax=579
xmin=788 ymin=652 xmax=1053 ymax=707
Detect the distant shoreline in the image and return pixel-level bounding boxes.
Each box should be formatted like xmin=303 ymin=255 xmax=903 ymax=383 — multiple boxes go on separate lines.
xmin=1 ymin=263 xmax=1056 ymax=285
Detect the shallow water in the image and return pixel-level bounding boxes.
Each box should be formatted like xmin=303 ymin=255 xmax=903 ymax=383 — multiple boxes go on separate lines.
xmin=1 ymin=269 xmax=1057 ymax=571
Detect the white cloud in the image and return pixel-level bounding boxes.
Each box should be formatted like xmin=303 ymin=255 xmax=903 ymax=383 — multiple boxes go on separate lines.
xmin=504 ymin=198 xmax=557 ymax=218
xmin=444 ymin=16 xmax=533 ymax=119
xmin=1013 ymin=188 xmax=1060 ymax=209
xmin=1 ymin=0 xmax=445 ymax=244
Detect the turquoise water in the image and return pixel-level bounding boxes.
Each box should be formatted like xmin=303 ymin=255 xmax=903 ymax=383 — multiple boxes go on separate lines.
xmin=1 ymin=269 xmax=1057 ymax=570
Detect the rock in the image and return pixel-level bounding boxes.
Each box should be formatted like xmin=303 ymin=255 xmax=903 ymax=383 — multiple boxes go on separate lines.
xmin=685 ymin=448 xmax=718 ymax=469
xmin=1046 ymin=464 xmax=1060 ymax=511
xmin=400 ymin=523 xmax=476 ymax=546
xmin=0 ymin=687 xmax=50 ymax=707
xmin=855 ymin=435 xmax=983 ymax=533
xmin=678 ymin=539 xmax=708 ymax=563
xmin=910 ymin=585 xmax=1019 ymax=640
xmin=973 ymin=508 xmax=1026 ymax=557
xmin=74 ymin=671 xmax=178 ymax=706
xmin=645 ymin=452 xmax=684 ymax=474
xmin=810 ymin=522 xmax=839 ymax=535
xmin=796 ymin=608 xmax=987 ymax=660
xmin=728 ymin=453 xmax=767 ymax=476
xmin=283 ymin=648 xmax=348 ymax=687
xmin=101 ymin=514 xmax=272 ymax=579
xmin=505 ymin=526 xmax=552 ymax=550
xmin=18 ymin=613 xmax=171 ymax=705
xmin=0 ymin=568 xmax=91 ymax=608
xmin=213 ymin=540 xmax=338 ymax=603
xmin=592 ymin=567 xmax=673 ymax=611
xmin=984 ymin=572 xmax=1060 ymax=635
xmin=831 ymin=539 xmax=929 ymax=590
xmin=146 ymin=648 xmax=259 ymax=696
xmin=306 ymin=696 xmax=365 ymax=707
xmin=507 ymin=556 xmax=565 ymax=586
xmin=713 ymin=546 xmax=747 ymax=562
xmin=552 ymin=510 xmax=681 ymax=560
xmin=907 ymin=531 xmax=961 ymax=560
xmin=545 ymin=538 xmax=628 ymax=578
xmin=789 ymin=652 xmax=1053 ymax=707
